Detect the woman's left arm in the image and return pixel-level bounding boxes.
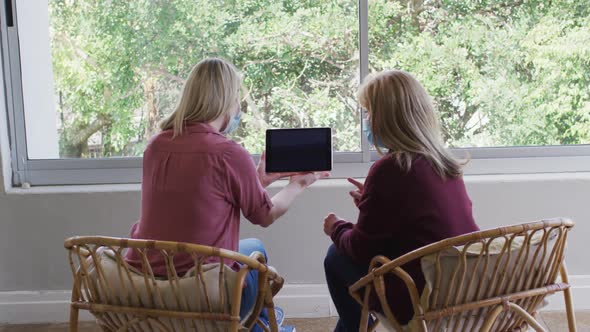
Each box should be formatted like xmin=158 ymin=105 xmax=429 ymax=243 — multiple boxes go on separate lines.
xmin=326 ymin=159 xmax=406 ymax=264
xmin=327 ymin=197 xmax=396 ymax=264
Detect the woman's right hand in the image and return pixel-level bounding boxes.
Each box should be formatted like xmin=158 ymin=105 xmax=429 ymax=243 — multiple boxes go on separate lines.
xmin=347 ymin=177 xmax=364 ymax=207
xmin=257 ymin=151 xmax=300 ymax=188
xmin=289 ymin=171 xmax=330 ymax=189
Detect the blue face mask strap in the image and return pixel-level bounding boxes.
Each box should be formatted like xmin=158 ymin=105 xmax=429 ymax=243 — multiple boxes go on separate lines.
xmin=221 ymin=111 xmax=242 ymax=135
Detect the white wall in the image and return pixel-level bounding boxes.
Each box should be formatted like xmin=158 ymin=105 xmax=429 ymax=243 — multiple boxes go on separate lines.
xmin=1 ymin=169 xmax=590 ymax=322
xmin=0 ymin=175 xmax=589 ymax=292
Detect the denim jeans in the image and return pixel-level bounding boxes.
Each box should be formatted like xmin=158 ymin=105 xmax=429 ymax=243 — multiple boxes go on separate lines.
xmin=324 ymin=244 xmax=374 ymax=332
xmin=239 ymin=238 xmax=270 ymax=331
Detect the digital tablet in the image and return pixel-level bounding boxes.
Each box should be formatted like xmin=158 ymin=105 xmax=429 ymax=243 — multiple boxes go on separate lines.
xmin=265 ymin=128 xmax=332 ymax=172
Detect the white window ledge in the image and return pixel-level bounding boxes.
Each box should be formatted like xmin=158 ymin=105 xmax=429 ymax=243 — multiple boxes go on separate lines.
xmin=6 ymin=171 xmax=590 ymax=195
xmin=5 ymin=183 xmax=141 ymax=195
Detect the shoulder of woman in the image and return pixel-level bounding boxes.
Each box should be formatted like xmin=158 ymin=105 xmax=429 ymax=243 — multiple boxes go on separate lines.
xmin=143 ymin=130 xmax=171 ymax=152
xmin=221 ymin=141 xmax=255 ymax=165
xmin=367 ymin=154 xmax=405 ymax=180
xmin=369 ymin=153 xmax=433 ymax=180
xmin=372 ymin=153 xmax=406 ymax=170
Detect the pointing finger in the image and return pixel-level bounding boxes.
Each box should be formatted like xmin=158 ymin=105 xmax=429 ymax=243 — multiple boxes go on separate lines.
xmin=349 ymin=190 xmax=362 ymax=200
xmin=347 ymin=177 xmax=364 ymax=190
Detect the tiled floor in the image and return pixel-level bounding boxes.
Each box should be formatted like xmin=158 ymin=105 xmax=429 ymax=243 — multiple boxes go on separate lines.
xmin=0 ymin=311 xmax=588 ymax=331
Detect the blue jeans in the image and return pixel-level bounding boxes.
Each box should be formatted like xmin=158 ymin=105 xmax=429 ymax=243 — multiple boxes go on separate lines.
xmin=239 ymin=238 xmax=270 ymax=331
xmin=324 ymin=244 xmax=374 ymax=332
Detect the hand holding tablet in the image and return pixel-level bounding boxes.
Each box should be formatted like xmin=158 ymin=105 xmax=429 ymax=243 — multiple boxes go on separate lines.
xmin=256 ymin=151 xmax=301 ymax=188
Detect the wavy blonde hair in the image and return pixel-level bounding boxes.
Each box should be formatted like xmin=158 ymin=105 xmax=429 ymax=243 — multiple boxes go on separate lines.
xmin=160 ymin=58 xmax=242 ymax=137
xmin=357 ymin=70 xmax=464 ymax=178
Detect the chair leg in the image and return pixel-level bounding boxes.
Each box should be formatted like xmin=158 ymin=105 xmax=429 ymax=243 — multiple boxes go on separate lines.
xmin=69 ymin=304 xmax=79 ymax=332
xmin=563 ymin=287 xmax=578 ymax=332
xmin=561 ymin=264 xmax=578 ymax=332
xmin=359 ymin=306 xmax=370 ymax=332
xmin=230 ymin=319 xmax=240 ymax=332
xmin=264 ymin=285 xmax=279 ymax=332
xmin=69 ymin=276 xmax=82 ymax=332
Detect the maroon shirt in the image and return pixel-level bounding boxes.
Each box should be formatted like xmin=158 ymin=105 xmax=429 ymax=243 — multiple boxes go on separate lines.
xmin=331 ymin=154 xmax=479 ymax=324
xmin=125 ymin=122 xmax=273 ymax=276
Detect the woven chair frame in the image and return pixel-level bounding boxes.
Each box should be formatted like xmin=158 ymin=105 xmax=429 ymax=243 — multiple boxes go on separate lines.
xmin=349 ymin=218 xmax=577 ymax=332
xmin=65 ymin=236 xmax=285 ymax=332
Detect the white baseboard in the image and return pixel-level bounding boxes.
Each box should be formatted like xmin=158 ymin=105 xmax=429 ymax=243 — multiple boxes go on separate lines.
xmin=1 ymin=276 xmax=589 ymax=325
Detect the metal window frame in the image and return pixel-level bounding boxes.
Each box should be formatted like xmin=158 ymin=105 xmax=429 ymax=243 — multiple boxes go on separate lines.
xmin=2 ymin=0 xmax=590 ymax=187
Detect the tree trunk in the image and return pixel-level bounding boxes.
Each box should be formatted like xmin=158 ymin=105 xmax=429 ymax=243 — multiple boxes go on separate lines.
xmin=60 ymin=114 xmax=112 ymax=158
xmin=143 ymin=77 xmax=159 ymax=141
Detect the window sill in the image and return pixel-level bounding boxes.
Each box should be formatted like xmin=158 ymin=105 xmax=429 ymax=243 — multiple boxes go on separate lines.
xmin=5 ymin=183 xmax=141 ymax=195
xmin=8 ymin=151 xmax=590 ymax=187
xmin=6 ymin=171 xmax=590 ymax=195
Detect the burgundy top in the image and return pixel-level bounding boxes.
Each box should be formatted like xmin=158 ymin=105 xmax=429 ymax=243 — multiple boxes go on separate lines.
xmin=125 ymin=122 xmax=272 ymax=276
xmin=331 ymin=154 xmax=479 ymax=324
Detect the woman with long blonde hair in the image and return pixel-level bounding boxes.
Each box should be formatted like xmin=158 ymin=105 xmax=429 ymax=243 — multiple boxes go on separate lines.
xmin=322 ymin=70 xmax=479 ymax=331
xmin=126 ymin=58 xmax=327 ymax=332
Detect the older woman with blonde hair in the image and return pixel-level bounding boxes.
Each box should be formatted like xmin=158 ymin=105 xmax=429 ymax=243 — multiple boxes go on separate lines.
xmin=322 ymin=70 xmax=479 ymax=331
xmin=126 ymin=58 xmax=327 ymax=332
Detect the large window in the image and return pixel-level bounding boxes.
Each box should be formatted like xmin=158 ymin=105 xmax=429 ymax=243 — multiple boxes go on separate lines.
xmin=2 ymin=0 xmax=590 ymax=186
xmin=369 ymin=0 xmax=590 ymax=149
xmin=25 ymin=0 xmax=360 ymax=159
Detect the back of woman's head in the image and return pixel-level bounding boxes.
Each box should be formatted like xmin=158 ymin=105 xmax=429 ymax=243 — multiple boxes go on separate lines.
xmin=357 ymin=70 xmax=463 ymax=178
xmin=160 ymin=58 xmax=241 ymax=137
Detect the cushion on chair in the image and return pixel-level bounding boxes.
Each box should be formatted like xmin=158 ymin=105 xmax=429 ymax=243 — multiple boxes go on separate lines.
xmin=85 ymin=249 xmax=242 ymax=331
xmin=407 ymin=230 xmax=559 ymax=331
xmin=420 ymin=232 xmax=557 ymax=310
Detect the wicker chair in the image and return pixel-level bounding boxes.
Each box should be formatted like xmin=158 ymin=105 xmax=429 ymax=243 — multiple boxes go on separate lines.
xmin=349 ymin=218 xmax=577 ymax=332
xmin=64 ymin=236 xmax=285 ymax=332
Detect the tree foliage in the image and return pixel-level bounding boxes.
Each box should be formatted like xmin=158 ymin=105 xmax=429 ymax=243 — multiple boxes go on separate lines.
xmin=48 ymin=0 xmax=590 ymax=157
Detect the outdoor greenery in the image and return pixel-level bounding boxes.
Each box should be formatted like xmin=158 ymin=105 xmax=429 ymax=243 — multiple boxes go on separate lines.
xmin=48 ymin=0 xmax=590 ymax=158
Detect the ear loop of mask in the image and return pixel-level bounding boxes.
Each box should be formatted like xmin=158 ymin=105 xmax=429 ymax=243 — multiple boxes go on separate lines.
xmin=221 ymin=104 xmax=242 ymax=135
xmin=362 ymin=110 xmax=384 ymax=148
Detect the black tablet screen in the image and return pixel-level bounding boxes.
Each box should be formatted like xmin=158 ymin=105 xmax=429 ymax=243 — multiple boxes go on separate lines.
xmin=265 ymin=128 xmax=332 ymax=172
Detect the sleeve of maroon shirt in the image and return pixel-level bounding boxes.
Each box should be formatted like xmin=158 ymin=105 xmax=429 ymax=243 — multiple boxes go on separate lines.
xmin=331 ymin=157 xmax=407 ymax=264
xmin=224 ymin=144 xmax=273 ymax=225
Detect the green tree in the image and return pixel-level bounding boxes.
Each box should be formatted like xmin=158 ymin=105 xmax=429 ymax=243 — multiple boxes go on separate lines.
xmin=49 ymin=0 xmax=590 ymax=157
xmin=50 ymin=0 xmax=360 ymax=157
xmin=370 ymin=0 xmax=590 ymax=147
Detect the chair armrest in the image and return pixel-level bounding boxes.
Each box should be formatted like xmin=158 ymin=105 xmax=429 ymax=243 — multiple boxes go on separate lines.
xmin=370 ymin=255 xmax=392 ymax=270
xmin=247 ymin=251 xmax=284 ymax=290
xmin=349 ymin=255 xmax=392 ymax=296
xmin=242 ymin=251 xmax=285 ymax=330
xmin=348 ymin=254 xmax=426 ymax=332
xmin=249 ymin=251 xmax=267 ymax=264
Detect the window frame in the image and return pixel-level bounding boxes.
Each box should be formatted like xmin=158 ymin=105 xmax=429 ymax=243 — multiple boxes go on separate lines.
xmin=2 ymin=0 xmax=590 ymax=187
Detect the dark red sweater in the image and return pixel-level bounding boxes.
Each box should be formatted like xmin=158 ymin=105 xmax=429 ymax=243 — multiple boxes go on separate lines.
xmin=331 ymin=154 xmax=479 ymax=324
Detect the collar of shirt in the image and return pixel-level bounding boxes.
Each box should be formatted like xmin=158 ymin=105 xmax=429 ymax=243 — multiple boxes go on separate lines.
xmin=184 ymin=121 xmax=224 ymax=136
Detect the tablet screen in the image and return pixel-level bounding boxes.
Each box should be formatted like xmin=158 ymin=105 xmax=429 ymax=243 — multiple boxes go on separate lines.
xmin=265 ymin=128 xmax=332 ymax=172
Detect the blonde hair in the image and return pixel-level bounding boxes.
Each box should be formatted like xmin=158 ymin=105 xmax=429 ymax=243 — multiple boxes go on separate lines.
xmin=357 ymin=70 xmax=464 ymax=178
xmin=160 ymin=58 xmax=242 ymax=137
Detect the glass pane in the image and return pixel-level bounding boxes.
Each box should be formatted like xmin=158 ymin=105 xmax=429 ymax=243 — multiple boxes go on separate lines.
xmin=20 ymin=0 xmax=360 ymax=159
xmin=368 ymin=0 xmax=590 ymax=148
